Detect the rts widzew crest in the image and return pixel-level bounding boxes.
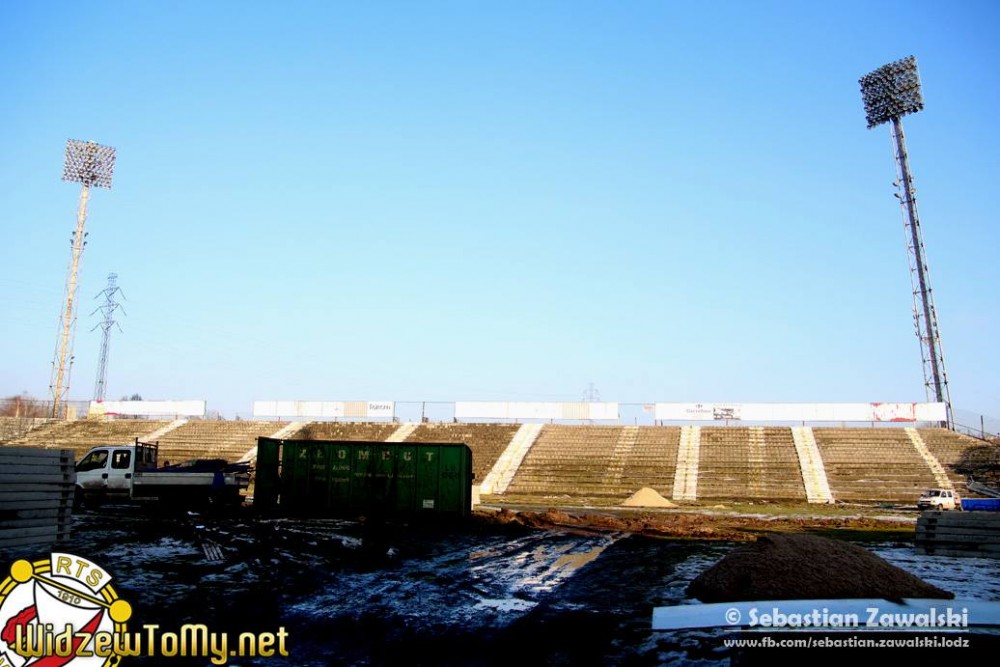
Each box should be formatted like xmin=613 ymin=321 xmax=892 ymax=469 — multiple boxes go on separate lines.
xmin=0 ymin=553 xmax=131 ymax=667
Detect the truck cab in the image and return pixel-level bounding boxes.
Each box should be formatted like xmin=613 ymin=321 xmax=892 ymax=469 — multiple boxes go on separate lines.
xmin=917 ymin=488 xmax=961 ymax=511
xmin=75 ymin=441 xmax=158 ymax=503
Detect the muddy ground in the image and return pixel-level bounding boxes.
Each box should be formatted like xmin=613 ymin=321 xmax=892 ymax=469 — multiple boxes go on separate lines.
xmin=3 ymin=505 xmax=999 ymax=665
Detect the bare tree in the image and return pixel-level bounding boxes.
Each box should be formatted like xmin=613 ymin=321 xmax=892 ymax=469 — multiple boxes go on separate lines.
xmin=0 ymin=393 xmax=48 ymax=418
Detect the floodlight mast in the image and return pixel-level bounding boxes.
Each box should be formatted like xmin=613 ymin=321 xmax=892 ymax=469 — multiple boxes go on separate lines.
xmin=49 ymin=140 xmax=116 ymax=418
xmin=859 ymin=56 xmax=951 ymax=425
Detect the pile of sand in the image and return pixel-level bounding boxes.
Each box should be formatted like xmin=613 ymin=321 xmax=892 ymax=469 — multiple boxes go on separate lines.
xmin=622 ymin=487 xmax=677 ymax=508
xmin=687 ymin=533 xmax=954 ymax=602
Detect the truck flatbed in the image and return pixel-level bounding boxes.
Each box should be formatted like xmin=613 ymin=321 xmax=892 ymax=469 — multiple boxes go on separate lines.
xmin=75 ymin=439 xmax=249 ymax=507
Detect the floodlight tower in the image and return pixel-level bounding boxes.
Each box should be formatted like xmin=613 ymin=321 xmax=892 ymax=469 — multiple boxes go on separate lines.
xmin=92 ymin=273 xmax=125 ymax=402
xmin=49 ymin=139 xmax=116 ymax=418
xmin=859 ymin=56 xmax=951 ymax=424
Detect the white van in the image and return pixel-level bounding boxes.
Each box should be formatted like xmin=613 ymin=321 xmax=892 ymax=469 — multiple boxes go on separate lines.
xmin=917 ymin=488 xmax=961 ymax=511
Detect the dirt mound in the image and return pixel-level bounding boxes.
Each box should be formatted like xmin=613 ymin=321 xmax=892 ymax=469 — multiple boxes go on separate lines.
xmin=473 ymin=508 xmax=913 ymax=542
xmin=622 ymin=487 xmax=677 ymax=508
xmin=687 ymin=533 xmax=953 ymax=602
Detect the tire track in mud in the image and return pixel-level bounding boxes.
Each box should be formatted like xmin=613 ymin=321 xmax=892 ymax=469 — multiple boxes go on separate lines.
xmin=468 ymin=531 xmax=624 ymax=598
xmin=288 ymin=530 xmax=625 ymax=629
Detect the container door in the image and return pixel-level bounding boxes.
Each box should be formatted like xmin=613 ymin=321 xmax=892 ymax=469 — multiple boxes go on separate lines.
xmin=395 ymin=445 xmax=417 ymax=512
xmin=437 ymin=446 xmax=466 ymax=513
xmin=350 ymin=444 xmax=376 ymax=511
xmin=285 ymin=442 xmax=311 ymax=513
xmin=307 ymin=444 xmax=331 ymax=512
xmin=416 ymin=446 xmax=440 ymax=512
xmin=255 ymin=438 xmax=281 ymax=510
xmin=328 ymin=443 xmax=353 ymax=510
xmin=373 ymin=445 xmax=396 ymax=511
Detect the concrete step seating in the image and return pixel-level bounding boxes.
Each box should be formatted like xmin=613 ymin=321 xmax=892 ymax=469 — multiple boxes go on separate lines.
xmin=153 ymin=420 xmax=290 ymax=464
xmin=294 ymin=421 xmax=399 ymax=443
xmin=0 ymin=417 xmax=55 ymax=445
xmin=6 ymin=418 xmax=172 ymax=460
xmin=790 ymin=427 xmax=833 ymax=503
xmin=507 ymin=426 xmax=816 ymax=502
xmin=917 ymin=428 xmax=989 ymax=488
xmin=481 ymin=423 xmax=544 ymax=495
xmin=603 ymin=426 xmax=640 ymax=487
xmin=620 ymin=427 xmax=682 ymax=497
xmin=696 ymin=427 xmax=752 ymax=499
xmin=5 ymin=419 xmax=988 ymax=504
xmin=506 ymin=425 xmax=626 ymax=497
xmin=757 ymin=427 xmax=810 ymax=500
xmin=906 ymin=428 xmax=953 ymax=490
xmin=694 ymin=428 xmax=807 ymax=501
xmin=508 ymin=426 xmax=808 ymax=501
xmin=672 ymin=426 xmax=701 ymax=501
xmin=404 ymin=423 xmax=522 ymax=482
xmin=812 ymin=428 xmax=938 ymax=502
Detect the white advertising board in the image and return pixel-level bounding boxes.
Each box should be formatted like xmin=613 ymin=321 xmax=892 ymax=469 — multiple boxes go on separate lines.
xmin=89 ymin=400 xmax=206 ymax=417
xmin=454 ymin=401 xmax=619 ymax=421
xmin=252 ymin=401 xmax=395 ymax=419
xmin=653 ymin=402 xmax=947 ymax=423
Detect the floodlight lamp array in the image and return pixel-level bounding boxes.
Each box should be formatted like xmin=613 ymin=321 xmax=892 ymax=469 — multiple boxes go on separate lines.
xmin=859 ymin=55 xmax=924 ymax=129
xmin=62 ymin=139 xmax=116 ymax=188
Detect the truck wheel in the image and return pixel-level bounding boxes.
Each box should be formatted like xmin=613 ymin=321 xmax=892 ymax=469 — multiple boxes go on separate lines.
xmin=936 ymin=503 xmax=943 ymax=511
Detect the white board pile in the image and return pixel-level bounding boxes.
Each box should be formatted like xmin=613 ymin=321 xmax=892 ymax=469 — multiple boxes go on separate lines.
xmin=0 ymin=447 xmax=75 ymax=550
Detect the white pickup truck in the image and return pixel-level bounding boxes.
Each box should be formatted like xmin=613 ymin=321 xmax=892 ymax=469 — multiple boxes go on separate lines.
xmin=74 ymin=439 xmax=249 ymax=508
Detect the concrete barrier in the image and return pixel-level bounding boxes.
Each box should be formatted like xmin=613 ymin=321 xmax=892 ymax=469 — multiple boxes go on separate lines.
xmin=0 ymin=447 xmax=75 ymax=550
xmin=916 ymin=511 xmax=1000 ymax=555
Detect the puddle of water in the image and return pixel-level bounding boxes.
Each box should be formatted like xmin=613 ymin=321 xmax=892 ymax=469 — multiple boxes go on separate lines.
xmin=871 ymin=543 xmax=1000 ymax=601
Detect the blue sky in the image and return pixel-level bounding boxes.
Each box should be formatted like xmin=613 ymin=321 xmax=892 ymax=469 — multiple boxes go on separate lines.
xmin=1 ymin=1 xmax=998 ymax=421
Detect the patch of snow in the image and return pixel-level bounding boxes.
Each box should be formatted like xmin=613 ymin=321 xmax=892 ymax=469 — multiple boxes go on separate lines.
xmin=474 ymin=598 xmax=537 ymax=613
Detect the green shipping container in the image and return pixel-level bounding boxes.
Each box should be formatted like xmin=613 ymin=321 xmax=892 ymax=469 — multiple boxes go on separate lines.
xmin=254 ymin=438 xmax=473 ymax=516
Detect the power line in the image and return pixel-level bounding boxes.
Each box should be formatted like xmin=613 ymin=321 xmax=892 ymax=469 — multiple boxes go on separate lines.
xmin=91 ymin=272 xmax=126 ymax=402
